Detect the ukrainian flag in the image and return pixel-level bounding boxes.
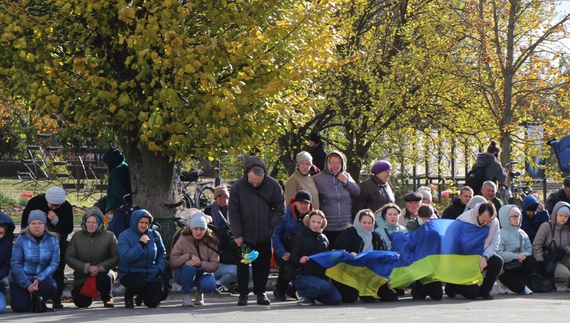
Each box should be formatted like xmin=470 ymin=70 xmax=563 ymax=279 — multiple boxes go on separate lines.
xmin=310 ymin=250 xmax=399 ymax=297
xmin=389 ymin=219 xmax=489 ymax=289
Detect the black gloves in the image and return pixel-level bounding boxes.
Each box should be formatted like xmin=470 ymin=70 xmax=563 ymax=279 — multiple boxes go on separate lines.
xmin=555 ymin=249 xmax=567 ymax=262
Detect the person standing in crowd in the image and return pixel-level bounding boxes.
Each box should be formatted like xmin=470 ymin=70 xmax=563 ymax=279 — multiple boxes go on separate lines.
xmin=351 ymin=160 xmax=395 ymax=220
xmin=397 ymin=192 xmax=423 ymax=227
xmin=290 ymin=210 xmax=342 ymax=306
xmin=21 ymin=186 xmax=72 ymax=309
xmin=481 ymin=181 xmax=503 ymax=214
xmin=496 ymin=205 xmax=535 ymax=295
xmin=272 ymin=190 xmax=313 ymax=301
xmin=375 ymin=203 xmax=408 ymax=250
xmin=545 ymin=176 xmax=570 ymax=214
xmin=445 ymin=202 xmax=502 ymax=300
xmin=313 ymin=151 xmax=360 ymax=247
xmin=65 ymin=207 xmax=119 ymax=308
xmin=204 ymin=185 xmax=238 ymax=294
xmin=9 ymin=210 xmax=60 ymax=313
xmin=532 ymin=201 xmax=570 ymax=292
xmin=0 ymin=213 xmax=15 ymax=314
xmin=521 ymin=195 xmax=550 ymax=243
xmin=229 ymin=156 xmax=285 ymax=306
xmin=334 ymin=209 xmax=395 ymax=303
xmin=473 ymin=141 xmax=508 ymax=194
xmin=102 ymin=147 xmax=132 ymax=213
xmin=170 ymin=212 xmax=219 ymax=307
xmin=285 ymin=151 xmax=320 ymax=210
xmin=307 ymin=132 xmax=327 ymax=172
xmin=117 ymin=209 xmax=166 ymax=308
xmin=442 ymin=186 xmax=474 ymax=220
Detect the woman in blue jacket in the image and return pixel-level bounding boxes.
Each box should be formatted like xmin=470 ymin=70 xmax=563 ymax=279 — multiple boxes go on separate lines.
xmin=9 ymin=210 xmax=60 ymax=313
xmin=117 ymin=209 xmax=166 ymax=308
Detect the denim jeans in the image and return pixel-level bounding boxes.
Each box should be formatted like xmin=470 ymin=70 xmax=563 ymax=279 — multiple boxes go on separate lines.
xmin=294 ymin=274 xmax=341 ymax=305
xmin=174 ymin=265 xmax=216 ymax=295
xmin=214 ymin=264 xmax=237 ymax=287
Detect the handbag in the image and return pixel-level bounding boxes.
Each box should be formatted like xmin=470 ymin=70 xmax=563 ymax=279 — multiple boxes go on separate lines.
xmin=79 ymin=276 xmax=99 ymax=298
xmin=503 ymin=233 xmax=523 ymax=272
xmin=30 ymin=291 xmax=47 ymax=313
xmin=528 ymin=271 xmax=552 ymax=293
xmin=282 ymin=264 xmax=298 ymax=282
xmin=542 ymin=223 xmax=558 ymax=276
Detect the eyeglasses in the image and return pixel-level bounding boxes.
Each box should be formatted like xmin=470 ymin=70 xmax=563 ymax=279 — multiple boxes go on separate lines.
xmin=509 ymin=215 xmax=521 ymax=219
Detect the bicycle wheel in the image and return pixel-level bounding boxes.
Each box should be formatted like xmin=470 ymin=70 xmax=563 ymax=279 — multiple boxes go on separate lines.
xmin=178 ymin=189 xmax=194 ymax=209
xmin=496 ymin=187 xmax=510 ymax=206
xmin=198 ymin=186 xmax=215 ymax=208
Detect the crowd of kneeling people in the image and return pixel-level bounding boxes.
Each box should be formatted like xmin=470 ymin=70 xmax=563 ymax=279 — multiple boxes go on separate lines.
xmin=1 ymin=155 xmax=570 ymax=312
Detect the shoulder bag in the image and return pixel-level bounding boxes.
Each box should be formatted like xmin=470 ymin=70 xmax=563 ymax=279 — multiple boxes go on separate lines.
xmin=503 ymin=232 xmax=523 ymax=272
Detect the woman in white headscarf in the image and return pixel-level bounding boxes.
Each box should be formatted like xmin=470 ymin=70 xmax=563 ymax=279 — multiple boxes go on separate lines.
xmin=332 ymin=209 xmax=389 ymax=303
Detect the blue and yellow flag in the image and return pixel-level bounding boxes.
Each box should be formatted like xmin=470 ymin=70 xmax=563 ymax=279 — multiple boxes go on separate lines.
xmin=389 ymin=219 xmax=489 ymax=289
xmin=310 ymin=250 xmax=399 ymax=297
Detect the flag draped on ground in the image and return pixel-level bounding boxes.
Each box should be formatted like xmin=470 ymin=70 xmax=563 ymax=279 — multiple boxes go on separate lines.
xmin=389 ymin=219 xmax=489 ymax=289
xmin=310 ymin=250 xmax=399 ymax=297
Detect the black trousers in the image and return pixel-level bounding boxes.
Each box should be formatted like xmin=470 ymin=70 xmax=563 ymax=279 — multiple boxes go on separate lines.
xmin=446 ymin=254 xmax=503 ymax=299
xmin=499 ymin=256 xmax=536 ymax=293
xmin=52 ymin=240 xmax=68 ymax=304
xmin=412 ymin=281 xmax=443 ymax=300
xmin=71 ymin=272 xmax=114 ymax=308
xmin=274 ymin=254 xmax=290 ymax=293
xmin=120 ymin=273 xmax=161 ymax=308
xmin=237 ymin=241 xmax=271 ymax=295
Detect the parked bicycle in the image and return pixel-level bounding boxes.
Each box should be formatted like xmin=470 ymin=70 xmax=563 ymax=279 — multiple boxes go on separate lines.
xmin=175 ymin=162 xmax=215 ymax=209
xmin=496 ymin=162 xmax=533 ymax=208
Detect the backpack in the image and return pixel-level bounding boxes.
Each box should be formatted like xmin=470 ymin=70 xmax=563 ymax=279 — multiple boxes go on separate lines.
xmin=465 ymin=166 xmax=485 ymax=194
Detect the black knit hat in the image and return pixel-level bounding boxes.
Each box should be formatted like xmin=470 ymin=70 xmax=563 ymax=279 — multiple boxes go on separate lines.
xmin=308 ymin=133 xmax=321 ymax=144
xmin=294 ymin=190 xmax=312 ymax=203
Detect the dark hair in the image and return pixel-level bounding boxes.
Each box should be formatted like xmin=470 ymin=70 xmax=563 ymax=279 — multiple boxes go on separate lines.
xmin=418 ymin=205 xmax=434 ymax=219
xmin=379 ymin=203 xmax=401 ymax=219
xmin=477 ymin=201 xmax=496 ymax=218
xmin=248 ymin=165 xmax=265 ymax=177
xmin=486 ymin=141 xmax=501 ymax=156
xmin=357 ymin=209 xmax=375 ymax=222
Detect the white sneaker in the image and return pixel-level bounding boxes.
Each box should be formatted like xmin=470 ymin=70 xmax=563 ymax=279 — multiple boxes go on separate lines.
xmin=497 ymin=280 xmax=508 ymax=294
xmin=521 ymin=286 xmax=533 ymax=295
xmin=194 ymin=289 xmax=204 ymax=305
xmin=182 ymin=294 xmax=194 ymax=307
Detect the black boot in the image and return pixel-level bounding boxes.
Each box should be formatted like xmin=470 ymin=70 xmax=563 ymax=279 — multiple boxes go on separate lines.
xmin=257 ymin=293 xmax=271 ymax=305
xmin=124 ymin=297 xmax=134 ymax=308
xmin=135 ymin=295 xmax=142 ymax=306
xmin=237 ymin=294 xmax=248 ymax=306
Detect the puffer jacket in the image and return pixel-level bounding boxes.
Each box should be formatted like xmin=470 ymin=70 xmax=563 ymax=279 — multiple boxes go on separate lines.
xmin=103 ymin=148 xmax=132 ymax=212
xmin=9 ymin=230 xmax=60 ymax=289
xmin=169 ymin=232 xmax=220 ymax=275
xmin=117 ymin=209 xmax=166 ymax=282
xmin=520 ymin=195 xmax=550 ymax=242
xmin=65 ymin=207 xmax=119 ymax=287
xmin=374 ymin=211 xmax=407 ymax=250
xmin=228 ymin=156 xmax=285 ymax=245
xmin=273 ymin=200 xmax=312 ymax=258
xmin=313 ymin=151 xmax=360 ymax=231
xmin=532 ymin=201 xmax=570 ymax=261
xmin=497 ymin=205 xmax=532 ymax=264
xmin=289 ymin=226 xmax=329 ymax=277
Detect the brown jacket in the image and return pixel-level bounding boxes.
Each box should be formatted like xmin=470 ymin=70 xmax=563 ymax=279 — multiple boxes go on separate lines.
xmin=532 ymin=201 xmax=570 ymax=261
xmin=169 ymin=233 xmax=219 ymax=275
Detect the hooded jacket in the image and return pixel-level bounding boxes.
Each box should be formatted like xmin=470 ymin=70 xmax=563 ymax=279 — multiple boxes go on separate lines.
xmin=532 ymin=201 xmax=570 ymax=262
xmin=544 ymin=188 xmax=570 ymax=215
xmin=474 ymin=153 xmax=507 ymax=184
xmin=0 ymin=213 xmax=15 ymax=280
xmin=228 ymin=156 xmax=285 ymax=244
xmin=456 ymin=206 xmax=500 ymax=259
xmin=117 ymin=209 xmax=166 ymax=282
xmin=313 ymin=151 xmax=361 ymax=231
xmin=520 ymin=195 xmax=550 ymax=242
xmin=103 ymin=148 xmax=132 ymax=212
xmin=442 ymin=197 xmax=466 ymax=220
xmin=272 ymin=200 xmax=313 ymax=258
xmin=284 ymin=168 xmax=320 ymax=210
xmin=169 ymin=230 xmax=220 ymax=276
xmin=497 ymin=205 xmax=532 ymax=264
xmin=374 ymin=211 xmax=407 ymax=250
xmin=65 ymin=207 xmax=119 ymax=288
xmin=351 ymin=175 xmax=395 ymax=220
xmin=9 ymin=228 xmax=60 ymax=289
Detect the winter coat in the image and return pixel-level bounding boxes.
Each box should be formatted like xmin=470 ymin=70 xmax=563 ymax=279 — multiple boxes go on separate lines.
xmin=474 ymin=153 xmax=508 ymax=185
xmin=284 ymin=169 xmax=320 ymax=210
xmin=228 ymin=156 xmax=285 ymax=245
xmin=103 ymin=148 xmax=132 ymax=212
xmin=22 ymin=194 xmax=74 ymax=242
xmin=273 ymin=201 xmax=312 ymax=258
xmin=397 ymin=208 xmax=415 ymax=227
xmin=289 ymin=226 xmax=329 ymax=277
xmin=532 ymin=201 xmax=570 ymax=262
xmin=308 ymin=143 xmax=327 ymax=172
xmin=456 ymin=208 xmax=500 ymax=259
xmin=545 ymin=189 xmax=570 ymax=215
xmin=351 ymin=175 xmax=395 ymax=220
xmin=117 ymin=210 xmax=166 ymax=282
xmin=205 ymin=204 xmax=238 ymax=265
xmin=520 ymin=195 xmax=550 ymax=242
xmin=497 ymin=205 xmax=532 ymax=264
xmin=313 ymin=151 xmax=361 ymax=232
xmin=334 ymin=226 xmax=384 ymax=252
xmin=9 ymin=230 xmax=60 ymax=289
xmin=0 ymin=213 xmax=15 ymax=280
xmin=442 ymin=197 xmax=466 ymax=220
xmin=374 ymin=212 xmax=407 ymax=250
xmin=169 ymin=232 xmax=220 ymax=276
xmin=65 ymin=211 xmax=119 ymax=288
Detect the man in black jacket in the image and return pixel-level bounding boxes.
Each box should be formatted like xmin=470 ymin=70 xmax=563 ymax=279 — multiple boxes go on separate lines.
xmin=545 ymin=176 xmax=570 ymax=214
xmin=442 ymin=186 xmax=474 ymax=220
xmin=307 ymin=133 xmax=326 ymax=172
